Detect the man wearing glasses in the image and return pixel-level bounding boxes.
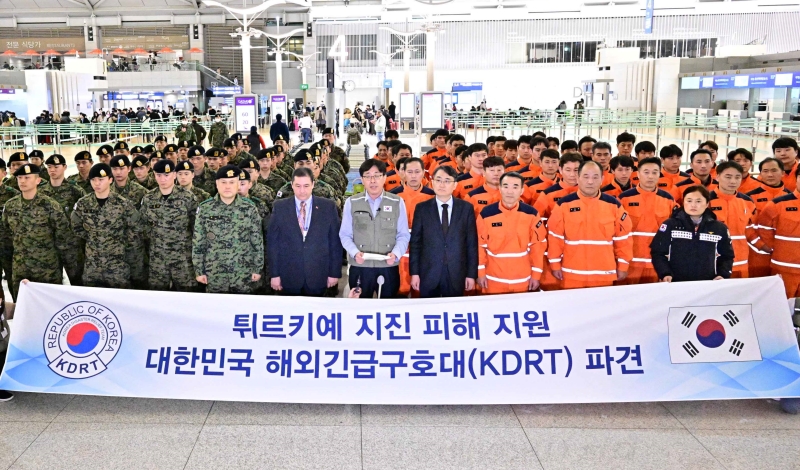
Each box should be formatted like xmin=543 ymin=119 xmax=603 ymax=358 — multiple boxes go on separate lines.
xmin=340 ymin=159 xmax=410 ymax=298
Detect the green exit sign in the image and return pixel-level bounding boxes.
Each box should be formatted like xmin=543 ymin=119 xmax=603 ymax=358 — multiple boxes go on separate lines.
xmin=300 ymin=84 xmax=309 ymax=90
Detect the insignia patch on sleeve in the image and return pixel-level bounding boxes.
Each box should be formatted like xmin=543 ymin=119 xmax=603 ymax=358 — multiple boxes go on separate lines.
xmin=659 ymin=223 xmax=667 ymax=232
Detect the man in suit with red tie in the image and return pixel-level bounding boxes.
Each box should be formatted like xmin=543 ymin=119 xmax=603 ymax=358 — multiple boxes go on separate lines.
xmin=267 ymin=167 xmax=343 ymax=296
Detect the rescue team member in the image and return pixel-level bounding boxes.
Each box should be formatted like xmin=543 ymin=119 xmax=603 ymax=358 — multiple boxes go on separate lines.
xmin=501 ymin=139 xmax=518 ymax=164
xmin=455 ymin=145 xmax=469 ymax=175
xmin=391 ymin=157 xmax=435 ymax=296
xmin=671 ymin=149 xmax=718 ymax=205
xmin=547 ymin=161 xmax=633 ymax=290
xmin=533 ymin=152 xmax=582 ymax=290
xmin=546 ymin=137 xmax=560 ymax=150
xmin=634 ymin=141 xmax=656 ymax=160
xmin=422 ymin=129 xmax=449 ymax=170
xmin=618 ymin=157 xmax=677 ymax=284
xmin=466 ymin=156 xmax=504 ymax=218
xmin=578 ymin=136 xmax=596 ymax=161
xmin=772 ymin=137 xmax=799 ymax=192
xmin=699 ymin=140 xmax=719 ymax=177
xmin=522 ymin=149 xmax=561 ymax=205
xmin=616 ymin=132 xmax=636 ymax=157
xmin=560 ymin=140 xmax=579 ymax=154
xmin=492 ymin=136 xmax=507 ymax=160
xmin=708 ymin=161 xmax=758 ymax=278
xmin=746 ymin=158 xmax=790 ymax=277
xmin=429 ymin=134 xmax=465 ymax=174
xmin=409 ymin=165 xmax=478 ymax=298
xmin=506 ymin=136 xmax=539 ymax=174
xmin=373 ymin=141 xmax=395 ymax=173
xmin=651 ymin=185 xmax=734 ymax=282
xmin=519 ymin=137 xmax=548 ymax=181
xmin=600 ymin=155 xmax=634 ymax=198
xmin=591 ymin=142 xmax=616 ymax=186
xmin=655 ymin=144 xmax=688 ymax=192
xmin=755 ymin=171 xmax=800 ymax=298
xmin=728 ymin=148 xmax=761 ymax=194
xmin=454 ymin=144 xmax=487 ymax=198
xmin=486 ymin=136 xmax=496 ymax=157
xmin=340 ymin=159 xmax=410 ymax=298
xmin=384 ymin=143 xmax=412 ymax=191
xmin=476 ymin=172 xmax=546 ymax=294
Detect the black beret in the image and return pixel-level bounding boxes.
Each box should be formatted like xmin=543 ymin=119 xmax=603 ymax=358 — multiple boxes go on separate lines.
xmin=178 ymin=140 xmax=194 ymax=149
xmin=176 ymin=160 xmax=194 ymax=172
xmin=205 ymin=148 xmax=226 ymax=158
xmin=74 ymin=151 xmax=92 ymax=162
xmin=152 ymin=159 xmax=175 ymax=174
xmin=238 ymin=158 xmax=259 ymax=171
xmin=257 ymin=148 xmax=273 ymax=160
xmin=223 ymin=138 xmax=236 ymax=148
xmin=293 ymin=149 xmax=311 ymax=163
xmin=132 ymin=155 xmax=149 ymax=168
xmin=216 ymin=164 xmax=240 ymax=179
xmin=322 ymin=128 xmax=334 ymax=135
xmin=150 ymin=151 xmax=165 ymax=161
xmin=239 ymin=169 xmax=250 ymax=181
xmin=231 ymin=133 xmax=242 ymax=141
xmin=143 ymin=144 xmax=155 ymax=153
xmin=110 ymin=155 xmax=131 ymax=167
xmin=130 ymin=146 xmax=145 ymax=155
xmin=29 ymin=149 xmax=44 ymax=159
xmin=12 ymin=163 xmax=40 ymax=177
xmin=0 ymin=158 xmax=6 ymax=169
xmin=45 ymin=154 xmax=66 ymax=166
xmin=88 ymin=163 xmax=113 ymax=179
xmin=273 ymin=134 xmax=286 ymax=142
xmin=308 ymin=145 xmax=322 ymax=159
xmin=114 ymin=141 xmax=129 ymax=151
xmin=8 ymin=152 xmax=28 ymax=163
xmin=96 ymin=145 xmax=113 ymax=156
xmin=187 ymin=145 xmax=205 ymax=158
xmin=154 ymin=135 xmax=167 ymax=143
xmin=164 ymin=144 xmax=178 ymax=153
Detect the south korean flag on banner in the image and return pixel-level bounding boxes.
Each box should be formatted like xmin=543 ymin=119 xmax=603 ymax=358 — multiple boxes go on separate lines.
xmin=668 ymin=304 xmax=762 ymax=364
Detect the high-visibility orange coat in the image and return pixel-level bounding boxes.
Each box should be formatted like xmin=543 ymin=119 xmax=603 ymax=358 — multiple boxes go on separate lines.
xmin=532 ymin=182 xmax=578 ymax=290
xmin=617 ymin=186 xmax=677 ymax=284
xmin=738 ymin=175 xmax=762 ymax=195
xmin=429 ymin=155 xmax=457 ymax=175
xmin=519 ymin=163 xmax=542 ymax=182
xmin=755 ymin=190 xmax=800 ymax=297
xmin=783 ymin=161 xmax=798 ymax=192
xmin=547 ymin=192 xmax=633 ymax=289
xmin=454 ymin=169 xmax=485 ymax=199
xmin=600 ymin=179 xmax=633 ymax=199
xmin=631 ymin=171 xmax=690 ymax=194
xmin=505 ymin=158 xmax=534 ymax=174
xmin=601 ymin=171 xmax=615 ymax=187
xmin=372 ymin=156 xmax=395 ymax=173
xmin=391 ymin=184 xmax=436 ymax=295
xmin=384 ymin=169 xmax=402 ymax=192
xmin=708 ymin=190 xmax=758 ymax=278
xmin=671 ymin=175 xmax=718 ymax=205
xmin=466 ymin=184 xmax=501 ymax=219
xmin=477 ymin=201 xmax=546 ymax=294
xmin=746 ymin=183 xmax=791 ymax=277
xmin=422 ymin=147 xmax=447 ymax=171
xmin=522 ymin=174 xmax=560 ymax=205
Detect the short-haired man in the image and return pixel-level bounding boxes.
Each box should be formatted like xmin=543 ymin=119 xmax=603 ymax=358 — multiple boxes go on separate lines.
xmin=109 ymin=155 xmax=147 ymax=210
xmin=67 ymin=150 xmax=93 ymax=193
xmin=560 ymin=140 xmax=579 ymax=154
xmin=727 ymin=148 xmax=760 ymax=194
xmin=466 ymin=156 xmax=504 ymax=218
xmin=754 ymin=169 xmax=800 ymax=297
xmin=746 ymin=158 xmax=790 ymax=277
xmin=671 ymin=149 xmax=718 ymax=204
xmin=709 ymin=161 xmax=758 ymax=278
xmin=634 ymin=141 xmax=656 ymax=161
xmin=578 ymin=136 xmax=596 ymax=161
xmin=616 ymin=132 xmax=636 ymax=157
xmin=523 ymin=149 xmax=561 ymax=205
xmin=591 ymin=141 xmax=616 ymax=186
xmin=454 ymin=143 xmax=487 ymax=199
xmin=601 ymin=155 xmax=635 ymax=198
xmin=176 ymin=160 xmax=210 ymax=202
xmin=422 ymin=129 xmax=449 ymax=170
xmin=384 ymin=143 xmax=412 ymax=192
xmin=655 ymin=144 xmax=688 ymax=192
xmin=772 ymin=137 xmax=799 ymax=192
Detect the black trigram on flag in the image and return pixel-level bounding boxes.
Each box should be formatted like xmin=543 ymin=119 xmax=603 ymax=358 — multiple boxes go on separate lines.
xmin=729 ymin=339 xmax=744 ymax=356
xmin=681 ymin=312 xmax=697 ymax=328
xmin=723 ymin=310 xmax=739 ymax=327
xmin=683 ymin=340 xmax=700 ymax=358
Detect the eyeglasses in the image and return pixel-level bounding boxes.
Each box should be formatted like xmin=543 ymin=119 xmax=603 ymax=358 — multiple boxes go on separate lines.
xmin=362 ymin=174 xmax=383 ymax=181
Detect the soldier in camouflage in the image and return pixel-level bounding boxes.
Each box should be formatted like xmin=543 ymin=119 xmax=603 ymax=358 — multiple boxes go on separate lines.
xmin=114 ymin=141 xmax=131 ymax=157
xmin=109 ymin=155 xmax=147 ymax=209
xmin=177 ymin=140 xmax=195 ymax=161
xmin=174 ymin=118 xmax=196 ymax=143
xmin=176 ymin=160 xmax=211 ymax=202
xmin=131 ymin=155 xmax=157 ymax=190
xmin=95 ymin=144 xmax=113 ymax=165
xmin=235 ymin=134 xmax=256 ymax=163
xmin=271 ymin=146 xmax=292 ymax=182
xmin=0 ymin=163 xmax=80 ymax=300
xmin=256 ymin=148 xmax=286 ymax=194
xmin=318 ymin=138 xmax=349 ymax=192
xmin=163 ymin=144 xmax=179 ymax=165
xmin=192 ymin=164 xmax=263 ymax=294
xmin=323 ymin=127 xmax=351 ymax=173
xmin=238 ymin=158 xmax=275 ymax=210
xmin=196 ymin=147 xmax=226 ymax=196
xmin=29 ymin=150 xmax=49 ymax=182
xmin=237 ymin=168 xmax=270 ymax=294
xmin=310 ymin=143 xmax=347 ymax=197
xmin=275 ymin=150 xmax=341 ymax=214
xmin=0 ymin=158 xmax=19 ymax=286
xmin=66 ymin=150 xmax=93 ymax=193
xmin=154 ymin=135 xmax=167 ymax=152
xmin=4 ymin=152 xmax=29 ymax=191
xmin=140 ymin=159 xmax=199 ymax=292
xmin=71 ymin=163 xmax=145 ymax=289
xmin=208 ymin=115 xmax=229 ymax=149
xmin=223 ymin=138 xmax=244 ymax=166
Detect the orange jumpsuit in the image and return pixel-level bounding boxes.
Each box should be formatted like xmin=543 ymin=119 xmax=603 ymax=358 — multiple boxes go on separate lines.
xmin=738 ymin=175 xmax=762 ymax=195
xmin=533 ymin=182 xmax=578 ymax=290
xmin=547 ymin=192 xmax=633 ymax=289
xmin=384 ymin=169 xmax=401 ymax=192
xmin=708 ymin=190 xmax=758 ymax=278
xmin=617 ymin=187 xmax=677 ymax=284
xmin=632 ymin=171 xmax=690 ymax=194
xmin=746 ymin=183 xmax=791 ymax=277
xmin=477 ymin=201 xmax=546 ymax=294
xmin=671 ymin=175 xmax=718 ymax=205
xmin=422 ymin=148 xmax=447 ymax=171
xmin=522 ymin=174 xmax=560 ymax=205
xmin=429 ymin=155 xmax=456 ymax=174
xmin=466 ymin=184 xmax=501 ymax=219
xmin=371 ymin=156 xmax=395 ymax=173
xmin=601 ymin=171 xmax=615 ymax=187
xmin=454 ymin=169 xmax=485 ymax=199
xmin=519 ymin=163 xmax=542 ymax=182
xmin=391 ymin=184 xmax=436 ymax=295
xmin=505 ymin=158 xmax=535 ymax=174
xmin=755 ymin=190 xmax=800 ymax=298
xmin=600 ymin=179 xmax=633 ymax=199
xmin=782 ymin=161 xmax=798 ymax=192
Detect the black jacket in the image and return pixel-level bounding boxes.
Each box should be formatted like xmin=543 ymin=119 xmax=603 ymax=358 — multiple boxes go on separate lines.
xmin=650 ymin=209 xmax=734 ymax=282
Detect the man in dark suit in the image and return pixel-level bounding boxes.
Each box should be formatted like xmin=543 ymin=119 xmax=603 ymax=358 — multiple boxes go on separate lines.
xmin=410 ymin=165 xmax=479 ymax=297
xmin=267 ymin=167 xmax=343 ymax=296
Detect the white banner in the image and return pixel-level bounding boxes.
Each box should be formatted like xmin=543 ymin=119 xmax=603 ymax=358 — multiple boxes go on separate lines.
xmin=1 ymin=277 xmax=800 ymax=404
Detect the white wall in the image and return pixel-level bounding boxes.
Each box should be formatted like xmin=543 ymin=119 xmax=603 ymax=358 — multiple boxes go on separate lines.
xmin=653 ymin=58 xmax=681 ymax=115
xmin=23 ymin=71 xmax=52 ymax=122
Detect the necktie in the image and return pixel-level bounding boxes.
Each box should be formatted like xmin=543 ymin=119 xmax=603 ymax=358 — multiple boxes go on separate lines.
xmin=299 ymin=201 xmax=307 ymax=232
xmin=441 ymin=203 xmax=449 ymax=237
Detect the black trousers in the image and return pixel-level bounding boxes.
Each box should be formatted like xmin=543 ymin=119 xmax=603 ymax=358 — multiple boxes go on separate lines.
xmin=349 ymin=266 xmax=400 ymax=298
xmin=280 ymin=281 xmax=326 ymax=297
xmin=420 ymin=264 xmax=462 ymax=298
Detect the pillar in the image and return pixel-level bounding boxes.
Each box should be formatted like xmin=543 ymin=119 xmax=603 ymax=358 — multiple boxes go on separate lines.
xmin=241 ymin=33 xmax=252 ymax=94
xmin=425 ymin=31 xmax=436 ymax=91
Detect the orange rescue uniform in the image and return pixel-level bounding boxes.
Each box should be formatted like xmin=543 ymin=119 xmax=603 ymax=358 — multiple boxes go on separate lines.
xmin=391 ymin=184 xmax=436 ymax=295
xmin=708 ymin=190 xmax=757 ymax=278
xmin=519 ymin=163 xmax=542 ymax=182
xmin=671 ymin=175 xmax=718 ymax=205
xmin=746 ymin=183 xmax=791 ymax=277
xmin=738 ymin=175 xmax=762 ymax=195
xmin=600 ymin=179 xmax=633 ymax=199
xmin=422 ymin=148 xmax=447 ymax=171
xmin=522 ymin=174 xmax=560 ymax=205
xmin=755 ymin=190 xmax=800 ymax=297
xmin=477 ymin=202 xmax=547 ymax=294
xmin=617 ymin=187 xmax=677 ymax=284
xmin=384 ymin=169 xmax=402 ymax=192
xmin=505 ymin=158 xmax=535 ymax=174
xmin=454 ymin=170 xmax=485 ymax=199
xmin=547 ymin=192 xmax=633 ymax=289
xmin=533 ymin=182 xmax=579 ymax=290
xmin=466 ymin=184 xmax=501 ymax=219
xmin=783 ymin=161 xmax=799 ymax=192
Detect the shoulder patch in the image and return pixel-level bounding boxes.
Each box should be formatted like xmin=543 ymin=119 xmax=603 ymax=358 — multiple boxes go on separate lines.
xmin=736 ymin=192 xmax=754 ymax=202
xmin=542 ymin=183 xmax=563 ymax=195
xmin=517 ymin=202 xmax=539 ymax=216
xmin=655 ymin=189 xmax=675 ymax=200
xmin=773 ymin=192 xmax=798 ymax=204
xmin=456 ymin=173 xmax=473 ymax=182
xmin=479 ymin=202 xmax=502 ymax=219
xmin=659 ymin=223 xmax=667 ymax=232
xmin=675 ymin=178 xmax=693 ymax=187
xmin=526 ymin=176 xmax=543 ymax=187
xmin=467 ymin=186 xmax=488 ymax=197
xmin=600 ymin=184 xmax=615 ymax=193
xmin=618 ymin=187 xmax=639 ymax=199
xmin=504 ymin=161 xmax=518 ymax=168
xmin=557 ymin=192 xmax=580 ymax=205
xmin=421 ymin=187 xmax=436 ymax=195
xmin=389 ymin=186 xmax=404 ymax=194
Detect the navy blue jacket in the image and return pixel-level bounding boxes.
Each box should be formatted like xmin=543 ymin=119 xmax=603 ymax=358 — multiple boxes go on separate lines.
xmin=269 ymin=121 xmax=291 ymax=143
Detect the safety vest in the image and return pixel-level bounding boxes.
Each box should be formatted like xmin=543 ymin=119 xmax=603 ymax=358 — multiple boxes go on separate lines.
xmin=348 ymin=191 xmax=402 ymax=268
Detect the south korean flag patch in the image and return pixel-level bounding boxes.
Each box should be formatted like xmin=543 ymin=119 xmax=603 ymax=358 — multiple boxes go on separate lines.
xmin=383 ymin=205 xmax=392 ymax=212
xmin=659 ymin=223 xmax=668 ymax=232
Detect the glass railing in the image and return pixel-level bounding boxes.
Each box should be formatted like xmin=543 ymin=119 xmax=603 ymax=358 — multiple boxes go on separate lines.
xmin=106 ymin=60 xmax=201 ymax=73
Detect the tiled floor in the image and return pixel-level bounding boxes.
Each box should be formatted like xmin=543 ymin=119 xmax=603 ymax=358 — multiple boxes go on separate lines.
xmin=0 ymin=394 xmax=798 ymax=469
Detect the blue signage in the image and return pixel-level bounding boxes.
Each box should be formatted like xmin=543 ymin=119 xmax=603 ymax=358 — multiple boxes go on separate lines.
xmin=452 ymin=82 xmax=483 ymax=92
xmin=212 ymin=86 xmax=243 ymax=96
xmin=644 ymin=0 xmax=654 ymax=34
xmin=683 ymin=72 xmax=800 ymax=90
xmin=383 ymin=79 xmax=392 ymax=89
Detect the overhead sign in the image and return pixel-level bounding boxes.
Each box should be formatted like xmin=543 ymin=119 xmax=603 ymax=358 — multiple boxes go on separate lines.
xmin=0 ymin=89 xmax=16 ymax=95
xmin=383 ymin=79 xmax=393 ymax=89
xmin=102 ymin=35 xmax=190 ymax=52
xmin=0 ymin=37 xmax=83 ymax=53
xmin=212 ymin=86 xmax=243 ymax=96
xmin=420 ymin=92 xmax=445 ymax=132
xmin=399 ymin=92 xmax=415 ymax=120
xmin=681 ymin=72 xmax=800 ymax=90
xmin=644 ymin=0 xmax=654 ymax=34
xmin=2 ymin=278 xmax=799 ymax=403
xmin=452 ymin=82 xmax=483 ymax=92
xmin=300 ymin=83 xmax=309 ymax=91
xmin=233 ymin=94 xmax=258 ymax=133
xmin=269 ymin=94 xmax=288 ymax=124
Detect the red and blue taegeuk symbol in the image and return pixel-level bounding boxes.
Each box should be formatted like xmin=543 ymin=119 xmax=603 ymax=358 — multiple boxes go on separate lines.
xmin=66 ymin=322 xmax=100 ymax=355
xmin=696 ymin=319 xmax=726 ymax=348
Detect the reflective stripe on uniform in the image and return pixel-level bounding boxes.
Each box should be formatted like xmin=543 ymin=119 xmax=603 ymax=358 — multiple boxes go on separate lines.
xmin=486 ymin=249 xmax=529 ymax=258
xmin=562 ymin=267 xmax=616 ymax=275
xmin=775 ymin=235 xmax=800 ymax=242
xmin=771 ymin=259 xmax=800 ymax=269
xmin=732 ymin=260 xmax=748 ymax=266
xmin=631 ymin=257 xmax=652 ymax=263
xmin=564 ymin=239 xmax=612 ymax=246
xmin=631 ymin=231 xmax=656 ymax=237
xmin=486 ymin=274 xmax=531 ymax=284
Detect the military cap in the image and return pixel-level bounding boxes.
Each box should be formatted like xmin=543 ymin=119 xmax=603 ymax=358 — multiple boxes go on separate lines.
xmin=152 ymin=159 xmax=176 ymax=174
xmin=176 ymin=160 xmax=194 ymax=172
xmin=187 ymin=145 xmax=205 ymax=158
xmin=13 ymin=163 xmax=40 ymax=177
xmin=223 ymin=138 xmax=236 ymax=148
xmin=154 ymin=135 xmax=167 ymax=143
xmin=317 ymin=139 xmax=330 ymax=148
xmin=74 ymin=150 xmax=92 ymax=162
xmin=238 ymin=158 xmax=259 ymax=171
xmin=110 ymin=155 xmax=131 ymax=167
xmin=149 ymin=150 xmax=165 ymax=161
xmin=8 ymin=152 xmax=28 ymax=163
xmin=293 ymin=149 xmax=311 ymax=163
xmin=163 ymin=144 xmax=178 ymax=153
xmin=432 ymin=129 xmax=450 ymax=138
xmin=178 ymin=140 xmax=195 ymax=149
xmin=308 ymin=145 xmax=322 ymax=159
xmin=45 ymin=154 xmax=66 ymax=166
xmin=256 ymin=148 xmax=273 ymax=160
xmin=231 ymin=133 xmax=242 ymax=142
xmin=96 ymin=144 xmax=113 ymax=156
xmin=114 ymin=141 xmax=129 ymax=151
xmin=132 ymin=155 xmax=149 ymax=168
xmin=143 ymin=144 xmax=155 ymax=153
xmin=322 ymin=127 xmax=334 ymax=136
xmin=88 ymin=163 xmax=112 ymax=179
xmin=29 ymin=149 xmax=44 ymax=159
xmin=205 ymin=148 xmax=226 ymax=158
xmin=273 ymin=134 xmax=286 ymax=143
xmin=130 ymin=145 xmax=145 ymax=155
xmin=216 ymin=164 xmax=240 ymax=179
xmin=239 ymin=169 xmax=250 ymax=181
xmin=0 ymin=157 xmax=6 ymax=169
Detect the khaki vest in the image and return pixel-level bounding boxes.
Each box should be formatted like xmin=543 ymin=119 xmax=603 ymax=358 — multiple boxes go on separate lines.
xmin=348 ymin=191 xmax=402 ymax=268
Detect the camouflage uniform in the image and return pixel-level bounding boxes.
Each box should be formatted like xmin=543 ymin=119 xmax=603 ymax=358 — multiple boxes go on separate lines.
xmin=278 ymin=158 xmax=295 ymax=179
xmin=112 ymin=180 xmax=147 ymax=210
xmin=39 ymin=180 xmax=86 ymax=285
xmin=232 ymin=150 xmax=255 ymax=167
xmin=259 ymin=172 xmax=286 ymax=194
xmin=192 ymin=195 xmax=263 ymax=294
xmin=329 ymin=145 xmax=351 ymax=173
xmin=187 ymin=185 xmax=211 ymax=203
xmin=208 ymin=121 xmax=229 ymax=149
xmin=324 ymin=158 xmax=348 ymax=190
xmin=174 ymin=125 xmax=196 ymax=143
xmin=140 ymin=186 xmax=199 ymax=291
xmin=39 ymin=167 xmax=50 ymax=182
xmin=0 ymin=184 xmax=19 ymax=285
xmin=244 ymin=194 xmax=271 ymax=294
xmin=4 ymin=176 xmax=18 ymax=191
xmin=66 ymin=174 xmax=92 ymax=193
xmin=133 ymin=172 xmax=158 ymax=191
xmin=249 ymin=182 xmax=275 ymax=210
xmin=319 ymin=170 xmax=344 ymax=198
xmin=273 ymin=165 xmax=292 ymax=182
xmin=193 ymin=167 xmax=217 ymax=197
xmin=0 ymin=193 xmax=81 ymax=300
xmin=71 ymin=192 xmax=144 ymax=289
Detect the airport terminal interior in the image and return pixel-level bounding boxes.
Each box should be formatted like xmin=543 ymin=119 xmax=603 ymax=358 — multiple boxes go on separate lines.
xmin=1 ymin=0 xmax=800 ymax=468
